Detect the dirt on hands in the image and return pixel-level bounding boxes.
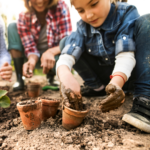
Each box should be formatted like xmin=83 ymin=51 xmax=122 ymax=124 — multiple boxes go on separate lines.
xmin=60 ymin=84 xmax=83 ymax=111
xmin=99 ymin=84 xmax=125 ymax=112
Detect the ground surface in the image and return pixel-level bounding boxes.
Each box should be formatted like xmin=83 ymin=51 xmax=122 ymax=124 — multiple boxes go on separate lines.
xmin=0 ymin=73 xmax=150 ymax=150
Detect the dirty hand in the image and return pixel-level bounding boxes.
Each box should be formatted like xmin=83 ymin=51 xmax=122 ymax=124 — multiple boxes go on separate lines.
xmin=58 ymin=65 xmax=81 ymax=95
xmin=0 ymin=62 xmax=12 ymax=81
xmin=99 ymin=84 xmax=125 ymax=112
xmin=23 ymin=56 xmax=38 ymax=78
xmin=60 ymin=83 xmax=83 ymax=110
xmin=41 ymin=50 xmax=55 ymax=74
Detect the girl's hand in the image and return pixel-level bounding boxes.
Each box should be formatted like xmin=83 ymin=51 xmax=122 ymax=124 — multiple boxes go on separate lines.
xmin=99 ymin=83 xmax=125 ymax=112
xmin=60 ymin=83 xmax=82 ymax=110
xmin=0 ymin=62 xmax=12 ymax=81
xmin=23 ymin=55 xmax=38 ymax=78
xmin=58 ymin=65 xmax=81 ymax=95
xmin=41 ymin=51 xmax=55 ymax=74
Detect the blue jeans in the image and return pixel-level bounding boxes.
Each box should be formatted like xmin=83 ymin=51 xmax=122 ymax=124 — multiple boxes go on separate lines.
xmin=133 ymin=14 xmax=150 ymax=98
xmin=60 ymin=14 xmax=150 ymax=98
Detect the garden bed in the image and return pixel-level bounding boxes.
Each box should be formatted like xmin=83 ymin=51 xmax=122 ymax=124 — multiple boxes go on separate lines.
xmin=0 ymin=75 xmax=149 ymax=150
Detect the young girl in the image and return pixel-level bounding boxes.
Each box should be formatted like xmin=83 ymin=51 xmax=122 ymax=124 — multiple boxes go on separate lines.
xmin=0 ymin=15 xmax=12 ymax=81
xmin=56 ymin=0 xmax=150 ymax=133
xmin=8 ymin=0 xmax=72 ymax=91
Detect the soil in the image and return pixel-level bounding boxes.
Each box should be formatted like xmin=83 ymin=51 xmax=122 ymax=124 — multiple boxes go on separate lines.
xmin=60 ymin=84 xmax=83 ymax=111
xmin=19 ymin=100 xmax=36 ymax=105
xmin=40 ymin=97 xmax=60 ymax=102
xmin=0 ymin=73 xmax=150 ymax=150
xmin=0 ymin=86 xmax=10 ymax=91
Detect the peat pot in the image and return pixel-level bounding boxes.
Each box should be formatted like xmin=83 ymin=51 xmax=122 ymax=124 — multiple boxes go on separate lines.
xmin=36 ymin=98 xmax=60 ymax=121
xmin=17 ymin=100 xmax=42 ymax=130
xmin=27 ymin=83 xmax=41 ymax=97
xmin=62 ymin=105 xmax=89 ymax=130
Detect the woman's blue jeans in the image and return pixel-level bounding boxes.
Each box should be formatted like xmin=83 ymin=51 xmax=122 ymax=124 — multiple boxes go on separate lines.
xmin=60 ymin=14 xmax=150 ymax=98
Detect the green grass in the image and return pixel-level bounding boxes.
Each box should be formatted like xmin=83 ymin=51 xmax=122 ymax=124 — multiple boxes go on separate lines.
xmin=11 ymin=60 xmax=75 ymax=76
xmin=11 ymin=60 xmax=44 ymax=76
xmin=33 ymin=69 xmax=45 ymax=75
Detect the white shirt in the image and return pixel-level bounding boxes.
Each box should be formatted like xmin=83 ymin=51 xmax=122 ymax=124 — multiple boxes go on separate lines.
xmin=56 ymin=52 xmax=136 ymax=80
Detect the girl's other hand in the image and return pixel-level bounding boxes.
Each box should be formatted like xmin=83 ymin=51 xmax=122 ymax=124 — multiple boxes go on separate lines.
xmin=99 ymin=83 xmax=125 ymax=112
xmin=0 ymin=62 xmax=12 ymax=81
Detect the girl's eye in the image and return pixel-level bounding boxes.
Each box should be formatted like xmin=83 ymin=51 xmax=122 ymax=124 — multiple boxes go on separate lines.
xmin=91 ymin=1 xmax=98 ymax=7
xmin=78 ymin=10 xmax=84 ymax=13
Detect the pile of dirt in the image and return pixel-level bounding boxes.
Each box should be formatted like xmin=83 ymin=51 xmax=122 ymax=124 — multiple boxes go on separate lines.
xmin=0 ymin=86 xmax=10 ymax=91
xmin=60 ymin=85 xmax=83 ymax=111
xmin=0 ymin=75 xmax=150 ymax=150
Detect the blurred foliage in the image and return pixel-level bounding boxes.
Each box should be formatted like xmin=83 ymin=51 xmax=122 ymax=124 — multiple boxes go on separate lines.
xmin=0 ymin=90 xmax=11 ymax=108
xmin=33 ymin=68 xmax=44 ymax=75
xmin=11 ymin=59 xmax=15 ymax=71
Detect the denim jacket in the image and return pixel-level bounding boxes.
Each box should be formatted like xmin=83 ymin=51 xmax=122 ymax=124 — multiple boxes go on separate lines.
xmin=61 ymin=2 xmax=140 ymax=66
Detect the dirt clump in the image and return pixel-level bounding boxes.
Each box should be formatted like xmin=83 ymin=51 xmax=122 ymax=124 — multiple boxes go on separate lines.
xmin=60 ymin=84 xmax=83 ymax=110
xmin=0 ymin=86 xmax=10 ymax=91
xmin=40 ymin=96 xmax=60 ymax=101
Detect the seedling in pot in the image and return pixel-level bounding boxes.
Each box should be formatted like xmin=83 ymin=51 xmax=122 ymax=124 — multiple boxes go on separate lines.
xmin=60 ymin=84 xmax=89 ymax=130
xmin=64 ymin=88 xmax=83 ymax=110
xmin=0 ymin=90 xmax=11 ymax=108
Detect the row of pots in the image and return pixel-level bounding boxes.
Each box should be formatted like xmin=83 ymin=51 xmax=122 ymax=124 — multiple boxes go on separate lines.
xmin=17 ymin=98 xmax=88 ymax=131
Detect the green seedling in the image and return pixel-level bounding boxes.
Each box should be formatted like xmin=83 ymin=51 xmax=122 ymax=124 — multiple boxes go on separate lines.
xmin=0 ymin=90 xmax=11 ymax=108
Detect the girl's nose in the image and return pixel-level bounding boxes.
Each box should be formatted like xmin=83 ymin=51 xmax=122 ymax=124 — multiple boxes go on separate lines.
xmin=86 ymin=12 xmax=94 ymax=19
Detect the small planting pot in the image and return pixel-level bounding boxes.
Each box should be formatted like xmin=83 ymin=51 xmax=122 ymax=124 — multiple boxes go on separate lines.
xmin=17 ymin=100 xmax=42 ymax=130
xmin=36 ymin=98 xmax=60 ymax=121
xmin=62 ymin=105 xmax=89 ymax=130
xmin=27 ymin=83 xmax=41 ymax=97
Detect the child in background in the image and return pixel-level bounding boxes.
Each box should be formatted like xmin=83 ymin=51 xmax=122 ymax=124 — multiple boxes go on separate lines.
xmin=56 ymin=0 xmax=150 ymax=133
xmin=0 ymin=15 xmax=12 ymax=81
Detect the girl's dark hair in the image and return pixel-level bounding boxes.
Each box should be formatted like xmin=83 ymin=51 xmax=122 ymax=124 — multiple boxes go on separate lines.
xmin=24 ymin=0 xmax=58 ymax=13
xmin=70 ymin=0 xmax=127 ymax=6
xmin=111 ymin=0 xmax=128 ymax=4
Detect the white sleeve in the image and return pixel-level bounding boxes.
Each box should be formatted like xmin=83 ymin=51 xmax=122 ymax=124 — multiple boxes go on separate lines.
xmin=112 ymin=52 xmax=136 ymax=80
xmin=56 ymin=54 xmax=75 ymax=75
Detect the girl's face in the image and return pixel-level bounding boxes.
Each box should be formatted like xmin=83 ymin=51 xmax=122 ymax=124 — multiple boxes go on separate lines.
xmin=30 ymin=0 xmax=49 ymax=12
xmin=73 ymin=0 xmax=111 ymax=27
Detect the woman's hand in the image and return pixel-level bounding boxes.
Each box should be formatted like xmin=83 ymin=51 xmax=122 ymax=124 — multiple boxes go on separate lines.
xmin=41 ymin=46 xmax=61 ymax=74
xmin=41 ymin=50 xmax=55 ymax=74
xmin=99 ymin=83 xmax=125 ymax=112
xmin=23 ymin=55 xmax=38 ymax=78
xmin=0 ymin=62 xmax=12 ymax=81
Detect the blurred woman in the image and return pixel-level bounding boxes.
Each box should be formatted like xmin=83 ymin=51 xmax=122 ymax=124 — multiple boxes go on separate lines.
xmin=8 ymin=0 xmax=72 ymax=91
